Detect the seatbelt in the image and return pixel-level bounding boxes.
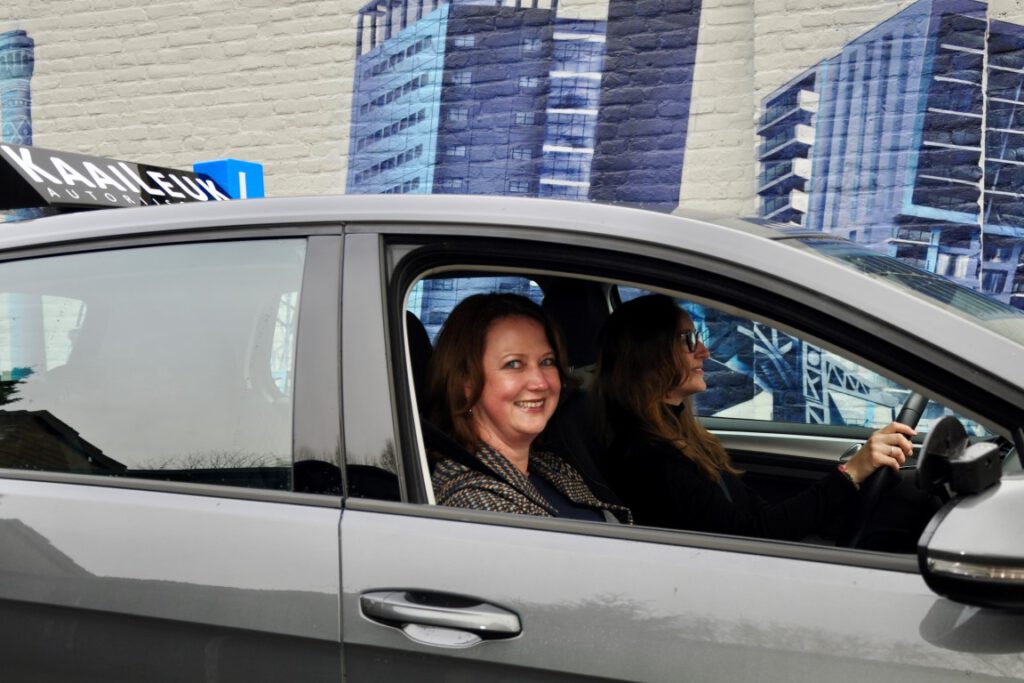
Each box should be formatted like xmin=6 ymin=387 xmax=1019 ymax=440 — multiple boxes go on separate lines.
xmin=420 ymin=418 xmax=503 ymax=481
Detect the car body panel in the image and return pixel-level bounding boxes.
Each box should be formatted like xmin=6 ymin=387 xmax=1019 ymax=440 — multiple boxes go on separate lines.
xmin=340 ymin=504 xmax=1024 ymax=682
xmin=0 ymin=478 xmax=341 ymax=681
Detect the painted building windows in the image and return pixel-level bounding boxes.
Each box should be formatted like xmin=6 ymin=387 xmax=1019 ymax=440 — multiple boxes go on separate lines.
xmin=518 ymin=75 xmax=542 ymax=90
xmin=511 ymin=146 xmax=534 ymax=160
xmin=521 ymin=37 xmax=542 ymax=54
xmin=446 ymin=107 xmax=468 ymax=122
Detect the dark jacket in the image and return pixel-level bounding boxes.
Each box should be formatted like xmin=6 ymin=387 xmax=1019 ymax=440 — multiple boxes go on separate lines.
xmin=433 ymin=443 xmax=632 ymax=524
xmin=606 ymin=430 xmax=857 ymax=541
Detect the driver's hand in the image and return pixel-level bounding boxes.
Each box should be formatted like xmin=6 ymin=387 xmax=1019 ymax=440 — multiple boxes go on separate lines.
xmin=845 ymin=422 xmax=917 ymax=485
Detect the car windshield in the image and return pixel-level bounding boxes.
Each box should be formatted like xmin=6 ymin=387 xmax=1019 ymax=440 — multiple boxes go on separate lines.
xmin=789 ymin=235 xmax=1024 ymax=347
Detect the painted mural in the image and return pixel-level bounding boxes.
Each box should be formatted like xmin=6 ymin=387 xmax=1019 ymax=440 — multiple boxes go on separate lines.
xmin=344 ymin=0 xmax=1022 ymax=428
xmin=345 ymin=0 xmax=698 ymax=211
xmin=0 ymin=29 xmax=34 ymax=146
xmin=0 ymin=29 xmax=35 ymax=226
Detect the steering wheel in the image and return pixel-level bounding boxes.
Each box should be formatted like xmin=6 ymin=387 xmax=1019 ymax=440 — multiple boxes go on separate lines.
xmin=837 ymin=391 xmax=928 ymax=548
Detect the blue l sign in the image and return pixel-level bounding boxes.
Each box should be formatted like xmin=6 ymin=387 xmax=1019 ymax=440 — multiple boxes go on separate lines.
xmin=193 ymin=159 xmax=265 ymax=199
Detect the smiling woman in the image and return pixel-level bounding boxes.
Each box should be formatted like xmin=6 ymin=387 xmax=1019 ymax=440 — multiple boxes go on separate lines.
xmin=426 ymin=293 xmax=631 ymax=523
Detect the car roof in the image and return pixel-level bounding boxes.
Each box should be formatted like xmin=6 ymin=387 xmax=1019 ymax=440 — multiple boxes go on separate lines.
xmin=0 ymin=194 xmax=783 ymax=248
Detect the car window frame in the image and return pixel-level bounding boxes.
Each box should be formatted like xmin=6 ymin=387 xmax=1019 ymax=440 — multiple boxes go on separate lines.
xmin=362 ymin=227 xmax=1024 ymax=572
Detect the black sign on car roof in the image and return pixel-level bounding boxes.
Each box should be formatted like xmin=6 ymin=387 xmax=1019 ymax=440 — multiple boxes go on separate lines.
xmin=0 ymin=143 xmax=230 ymax=212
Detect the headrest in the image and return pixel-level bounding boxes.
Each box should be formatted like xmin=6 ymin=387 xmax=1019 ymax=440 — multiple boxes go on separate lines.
xmin=406 ymin=310 xmax=433 ymax=403
xmin=542 ymin=279 xmax=610 ymax=369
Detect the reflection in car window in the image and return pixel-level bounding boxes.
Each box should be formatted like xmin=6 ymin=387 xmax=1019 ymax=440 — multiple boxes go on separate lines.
xmin=271 ymin=291 xmax=299 ymax=396
xmin=0 ymin=240 xmax=306 ymax=489
xmin=795 ymin=237 xmax=1024 ymax=346
xmin=407 ymin=275 xmax=542 ymax=342
xmin=617 ymin=286 xmax=988 ymax=435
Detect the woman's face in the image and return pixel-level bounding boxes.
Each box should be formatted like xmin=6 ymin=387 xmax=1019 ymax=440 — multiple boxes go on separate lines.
xmin=665 ymin=313 xmax=710 ymax=406
xmin=471 ymin=316 xmax=561 ymax=453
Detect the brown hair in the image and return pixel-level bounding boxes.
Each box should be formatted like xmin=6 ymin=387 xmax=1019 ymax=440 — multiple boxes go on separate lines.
xmin=596 ymin=294 xmax=739 ymax=481
xmin=426 ymin=293 xmax=572 ymax=452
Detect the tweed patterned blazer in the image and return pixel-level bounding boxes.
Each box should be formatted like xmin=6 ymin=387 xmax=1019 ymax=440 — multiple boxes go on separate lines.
xmin=432 ymin=443 xmax=632 ymax=524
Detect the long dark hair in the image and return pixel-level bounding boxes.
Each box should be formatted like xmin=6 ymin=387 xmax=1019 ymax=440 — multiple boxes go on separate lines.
xmin=596 ymin=294 xmax=739 ymax=481
xmin=427 ymin=293 xmax=571 ymax=452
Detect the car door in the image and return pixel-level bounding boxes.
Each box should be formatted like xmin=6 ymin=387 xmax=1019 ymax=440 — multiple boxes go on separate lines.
xmin=338 ymin=227 xmax=1024 ymax=682
xmin=0 ymin=229 xmax=344 ymax=682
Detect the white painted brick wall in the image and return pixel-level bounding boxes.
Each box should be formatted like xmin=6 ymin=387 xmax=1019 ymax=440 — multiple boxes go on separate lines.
xmin=677 ymin=0 xmax=754 ymax=215
xmin=3 ymin=0 xmax=358 ymax=197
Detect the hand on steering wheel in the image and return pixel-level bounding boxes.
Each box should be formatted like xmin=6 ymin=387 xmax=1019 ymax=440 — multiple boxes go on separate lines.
xmin=843 ymin=422 xmax=917 ymax=486
xmin=837 ymin=392 xmax=927 ymax=548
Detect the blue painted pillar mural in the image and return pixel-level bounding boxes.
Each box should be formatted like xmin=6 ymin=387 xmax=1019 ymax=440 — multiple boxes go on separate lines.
xmin=588 ymin=0 xmax=701 ymax=212
xmin=0 ymin=29 xmax=35 ymax=145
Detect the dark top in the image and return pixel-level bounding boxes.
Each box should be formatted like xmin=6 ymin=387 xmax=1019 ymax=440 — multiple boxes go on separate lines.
xmin=606 ymin=430 xmax=858 ymax=541
xmin=528 ymin=471 xmax=606 ymax=522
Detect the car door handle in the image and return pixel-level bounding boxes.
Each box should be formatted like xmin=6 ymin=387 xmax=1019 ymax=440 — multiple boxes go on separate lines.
xmin=360 ymin=590 xmax=521 ymax=638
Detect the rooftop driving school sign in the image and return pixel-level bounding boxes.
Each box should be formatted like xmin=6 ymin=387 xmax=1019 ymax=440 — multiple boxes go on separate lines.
xmin=0 ymin=143 xmax=231 ymax=210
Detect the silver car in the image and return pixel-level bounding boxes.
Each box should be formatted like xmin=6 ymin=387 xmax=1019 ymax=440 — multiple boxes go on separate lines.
xmin=1 ymin=195 xmax=1022 ymax=682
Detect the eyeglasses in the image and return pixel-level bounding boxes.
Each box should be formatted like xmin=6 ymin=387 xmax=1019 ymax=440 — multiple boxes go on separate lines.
xmin=680 ymin=329 xmax=704 ymax=353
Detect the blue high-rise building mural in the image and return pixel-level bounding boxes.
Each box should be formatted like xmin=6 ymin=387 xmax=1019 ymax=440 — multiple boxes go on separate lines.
xmin=538 ymin=18 xmax=605 ymax=200
xmin=347 ymin=0 xmax=558 ymax=197
xmin=0 ymin=29 xmax=34 ymax=145
xmin=757 ymin=0 xmax=1024 ymax=309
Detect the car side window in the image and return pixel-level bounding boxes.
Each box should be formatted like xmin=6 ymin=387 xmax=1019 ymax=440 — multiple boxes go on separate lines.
xmin=0 ymin=239 xmax=306 ymax=489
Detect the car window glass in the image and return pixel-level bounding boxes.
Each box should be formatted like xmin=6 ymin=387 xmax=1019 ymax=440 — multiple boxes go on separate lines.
xmin=407 ymin=275 xmax=542 ymax=342
xmin=0 ymin=240 xmax=306 ymax=489
xmin=617 ymin=285 xmax=989 ymax=435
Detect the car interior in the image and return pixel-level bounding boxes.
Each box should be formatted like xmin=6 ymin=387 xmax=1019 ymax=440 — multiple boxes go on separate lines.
xmin=399 ymin=266 xmax=1021 ymax=556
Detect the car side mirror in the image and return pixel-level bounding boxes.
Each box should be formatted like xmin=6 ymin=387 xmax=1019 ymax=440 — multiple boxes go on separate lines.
xmin=918 ymin=475 xmax=1024 ymax=610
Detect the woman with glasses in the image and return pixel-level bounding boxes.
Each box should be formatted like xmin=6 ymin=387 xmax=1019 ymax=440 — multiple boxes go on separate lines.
xmin=596 ymin=294 xmax=914 ymax=541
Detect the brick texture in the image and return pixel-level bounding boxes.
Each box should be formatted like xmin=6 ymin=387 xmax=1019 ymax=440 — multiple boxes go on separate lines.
xmin=3 ymin=1 xmax=358 ymax=196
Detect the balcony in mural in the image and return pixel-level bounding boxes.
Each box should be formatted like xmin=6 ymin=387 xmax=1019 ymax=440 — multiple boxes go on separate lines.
xmin=758 ymin=157 xmax=811 ymax=195
xmin=761 ymin=188 xmax=808 ymax=224
xmin=757 ymin=88 xmax=819 ymax=133
xmin=758 ymin=123 xmax=815 ymax=161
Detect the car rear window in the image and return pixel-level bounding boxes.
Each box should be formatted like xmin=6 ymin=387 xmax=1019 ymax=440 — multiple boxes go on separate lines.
xmin=0 ymin=239 xmax=306 ymax=490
